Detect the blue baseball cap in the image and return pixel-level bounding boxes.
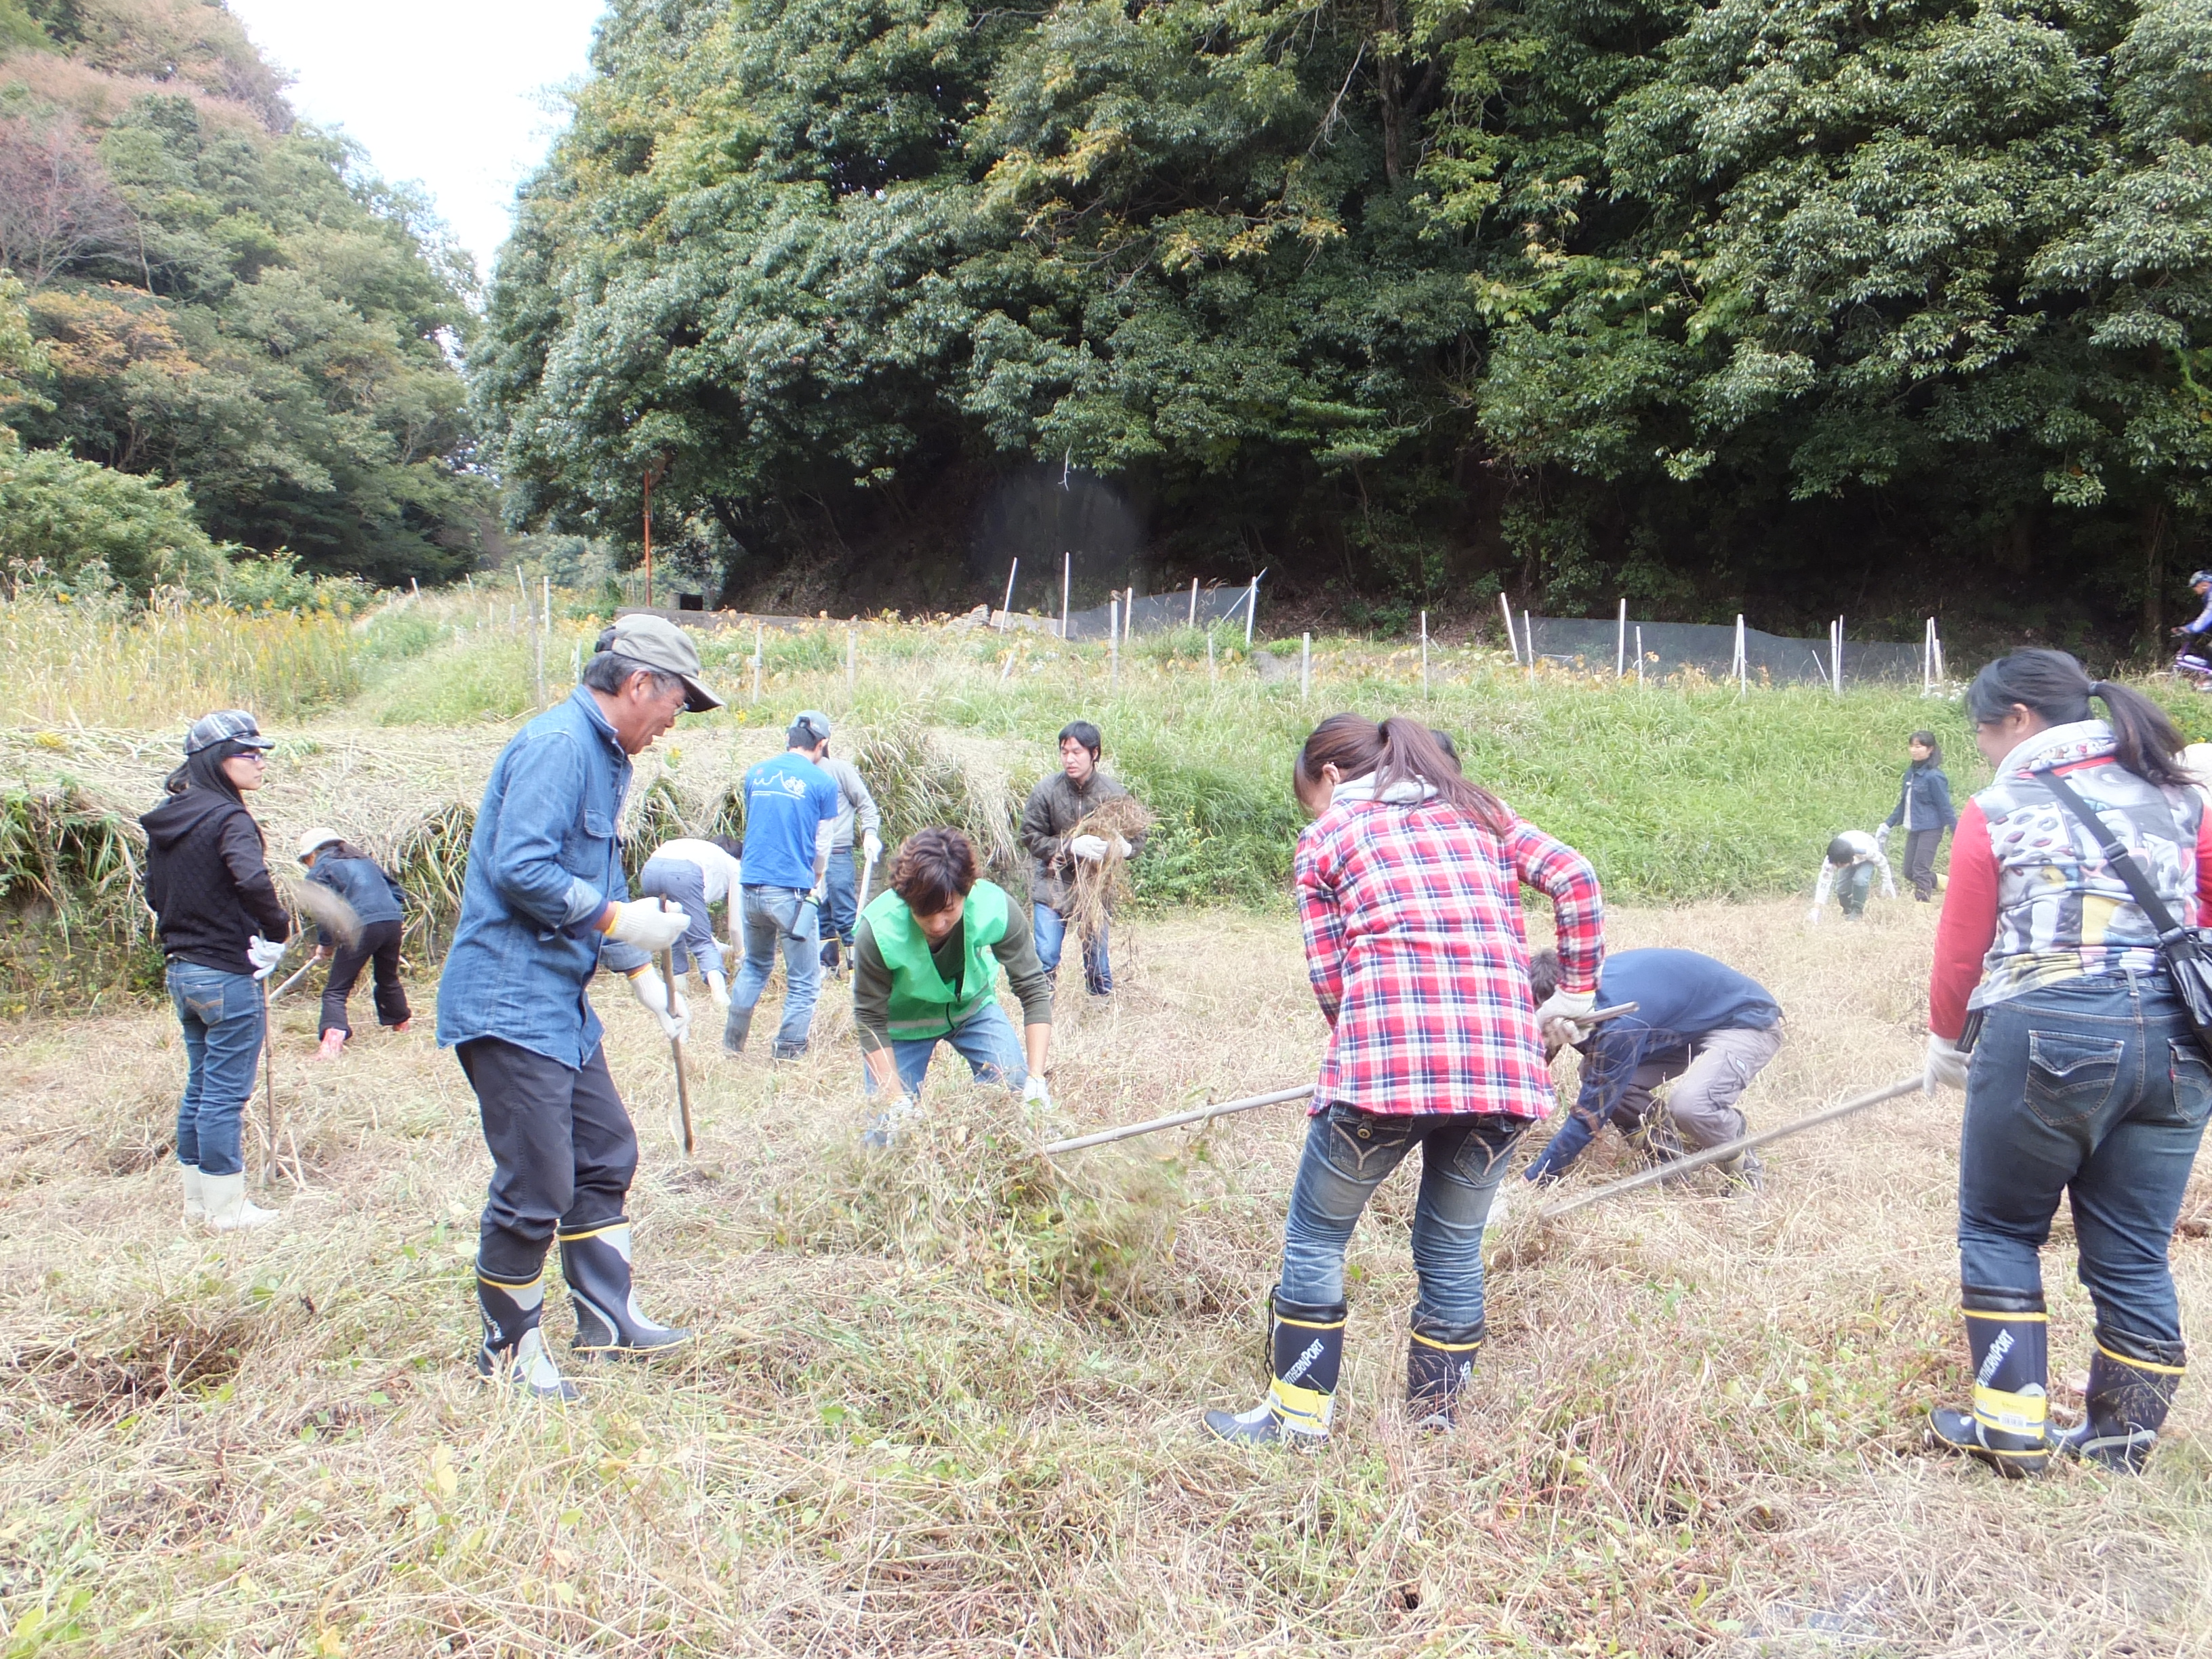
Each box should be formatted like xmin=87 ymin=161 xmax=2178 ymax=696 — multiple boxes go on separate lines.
xmin=184 ymin=710 xmax=276 ymax=755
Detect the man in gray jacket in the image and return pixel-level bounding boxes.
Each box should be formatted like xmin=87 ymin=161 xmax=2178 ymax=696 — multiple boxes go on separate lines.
xmin=817 ymin=739 xmax=882 ymax=975
xmin=1017 ymin=720 xmax=1145 ymax=998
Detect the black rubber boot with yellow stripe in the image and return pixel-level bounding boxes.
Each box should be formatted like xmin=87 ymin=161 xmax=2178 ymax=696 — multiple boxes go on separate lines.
xmin=1929 ymin=1287 xmax=2051 ymax=1477
xmin=1202 ymin=1288 xmax=1346 ymax=1448
xmin=1407 ymin=1322 xmax=1482 ymax=1431
xmin=558 ymin=1220 xmax=693 ymax=1359
xmin=2053 ymin=1326 xmax=2186 ymax=1473
xmin=474 ymin=1268 xmax=579 ymax=1402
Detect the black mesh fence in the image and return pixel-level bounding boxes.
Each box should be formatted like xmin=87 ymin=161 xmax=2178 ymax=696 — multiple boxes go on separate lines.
xmin=1523 ymin=616 xmax=1927 ymax=686
xmin=1061 ymin=582 xmax=1259 ymax=641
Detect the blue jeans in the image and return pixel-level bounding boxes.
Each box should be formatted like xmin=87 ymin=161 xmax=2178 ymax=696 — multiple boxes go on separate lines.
xmin=167 ymin=960 xmax=265 ymax=1179
xmin=1960 ymin=974 xmax=2212 ymax=1345
xmin=823 ymin=846 xmax=859 ymax=948
xmin=861 ymin=1001 xmax=1029 ymax=1096
xmin=727 ymin=885 xmax=821 ymax=1053
xmin=1279 ymin=1103 xmax=1525 ymax=1341
xmin=1033 ymin=902 xmax=1111 ymax=996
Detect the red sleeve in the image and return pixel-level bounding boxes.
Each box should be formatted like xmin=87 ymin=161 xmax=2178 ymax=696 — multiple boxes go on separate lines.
xmin=1502 ymin=815 xmax=1604 ymax=994
xmin=1929 ymin=801 xmax=1998 ymax=1040
xmin=1295 ymin=821 xmax=1347 ymax=1027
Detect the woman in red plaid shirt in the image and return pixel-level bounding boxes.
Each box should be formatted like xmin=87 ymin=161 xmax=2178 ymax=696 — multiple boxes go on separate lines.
xmin=1204 ymin=714 xmax=1603 ymax=1446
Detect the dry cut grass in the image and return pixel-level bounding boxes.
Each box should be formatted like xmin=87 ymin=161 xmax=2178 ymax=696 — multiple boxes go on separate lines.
xmin=1 ymin=899 xmax=2209 ymax=1655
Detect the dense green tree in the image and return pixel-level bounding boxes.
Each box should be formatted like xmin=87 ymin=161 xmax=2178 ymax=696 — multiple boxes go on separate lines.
xmin=480 ymin=0 xmax=2212 ymax=642
xmin=0 ymin=1 xmax=489 ymax=586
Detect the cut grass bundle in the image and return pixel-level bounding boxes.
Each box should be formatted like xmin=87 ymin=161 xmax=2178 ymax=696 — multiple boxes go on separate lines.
xmin=1063 ymin=792 xmax=1155 ymax=942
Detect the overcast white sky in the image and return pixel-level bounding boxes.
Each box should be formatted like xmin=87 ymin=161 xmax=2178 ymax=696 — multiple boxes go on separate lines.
xmin=223 ymin=0 xmax=609 ymax=287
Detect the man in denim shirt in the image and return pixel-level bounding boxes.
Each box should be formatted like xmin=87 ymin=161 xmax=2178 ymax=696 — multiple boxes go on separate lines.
xmin=438 ymin=615 xmax=721 ymax=1401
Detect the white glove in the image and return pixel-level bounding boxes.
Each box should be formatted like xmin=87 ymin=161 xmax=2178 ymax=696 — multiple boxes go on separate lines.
xmin=705 ymin=970 xmax=729 ymax=1010
xmin=602 ymin=899 xmax=689 ymax=954
xmin=247 ymin=935 xmax=288 ymax=981
xmin=862 ymin=1094 xmax=920 ymax=1149
xmin=1534 ymin=986 xmax=1597 ymax=1046
xmin=1069 ymin=834 xmax=1108 ymax=862
xmin=863 ymin=831 xmax=882 ymax=863
xmin=1110 ymin=835 xmax=1132 ymax=857
xmin=1875 ymin=823 xmax=1892 ymax=848
xmin=627 ymin=968 xmax=690 ymax=1042
xmin=1022 ymin=1073 xmax=1052 ymax=1111
xmin=1925 ymin=1033 xmax=1970 ymax=1092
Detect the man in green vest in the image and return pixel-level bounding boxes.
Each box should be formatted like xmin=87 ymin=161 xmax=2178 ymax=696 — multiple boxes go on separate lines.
xmin=851 ymin=827 xmax=1054 ymax=1145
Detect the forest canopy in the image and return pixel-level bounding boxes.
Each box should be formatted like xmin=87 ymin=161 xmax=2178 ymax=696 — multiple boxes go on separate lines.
xmin=476 ymin=0 xmax=2212 ymax=644
xmin=0 ymin=0 xmax=489 ymax=592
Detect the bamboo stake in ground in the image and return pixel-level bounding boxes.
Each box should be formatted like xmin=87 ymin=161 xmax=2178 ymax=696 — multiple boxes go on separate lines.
xmin=1537 ymin=1075 xmax=1923 ymax=1221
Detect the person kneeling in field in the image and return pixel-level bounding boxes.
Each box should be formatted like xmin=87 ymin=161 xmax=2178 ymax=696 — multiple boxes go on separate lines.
xmin=1517 ymin=947 xmax=1782 ymax=1190
xmin=854 ymin=827 xmax=1053 ymax=1146
xmin=1204 ymin=714 xmax=1604 ymax=1446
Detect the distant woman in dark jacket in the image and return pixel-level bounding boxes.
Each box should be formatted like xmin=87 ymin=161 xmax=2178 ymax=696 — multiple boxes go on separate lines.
xmin=140 ymin=710 xmax=291 ymax=1232
xmin=1883 ymin=730 xmax=1957 ymax=902
xmin=296 ymin=828 xmax=411 ymax=1059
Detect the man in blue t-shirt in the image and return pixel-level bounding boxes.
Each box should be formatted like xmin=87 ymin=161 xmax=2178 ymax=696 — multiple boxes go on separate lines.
xmin=724 ymin=710 xmax=841 ymax=1059
xmin=1521 ymin=947 xmax=1784 ymax=1189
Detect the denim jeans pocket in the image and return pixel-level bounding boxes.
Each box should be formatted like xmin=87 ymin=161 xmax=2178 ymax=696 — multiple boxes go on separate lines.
xmin=1323 ymin=1105 xmax=1412 ymax=1183
xmin=2167 ymin=1039 xmax=2212 ymax=1127
xmin=2024 ymin=1029 xmax=2125 ymax=1128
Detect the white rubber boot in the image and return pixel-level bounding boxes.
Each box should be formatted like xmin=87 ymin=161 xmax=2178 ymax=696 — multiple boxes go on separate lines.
xmin=202 ymin=1170 xmax=280 ymax=1232
xmin=181 ymin=1164 xmax=206 ymax=1225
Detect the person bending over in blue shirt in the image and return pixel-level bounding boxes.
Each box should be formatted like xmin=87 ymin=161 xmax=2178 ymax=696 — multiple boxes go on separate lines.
xmin=723 ymin=710 xmax=842 ymax=1059
xmin=1521 ymin=947 xmax=1784 ymax=1191
xmin=437 ymin=615 xmax=718 ymax=1401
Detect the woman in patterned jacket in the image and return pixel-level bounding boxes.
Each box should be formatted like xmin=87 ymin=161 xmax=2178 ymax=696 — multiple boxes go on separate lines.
xmin=1925 ymin=649 xmax=2212 ymax=1475
xmin=1203 ymin=714 xmax=1603 ymax=1445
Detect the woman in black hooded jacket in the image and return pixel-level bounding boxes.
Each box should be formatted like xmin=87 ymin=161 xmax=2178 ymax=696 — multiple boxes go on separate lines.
xmin=141 ymin=710 xmax=291 ymax=1231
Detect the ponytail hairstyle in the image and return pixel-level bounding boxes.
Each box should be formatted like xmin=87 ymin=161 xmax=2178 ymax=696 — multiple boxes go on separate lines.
xmin=1908 ymin=729 xmax=1942 ymax=767
xmin=1294 ymin=712 xmax=1505 ymax=830
xmin=1966 ymin=648 xmax=2191 ymax=790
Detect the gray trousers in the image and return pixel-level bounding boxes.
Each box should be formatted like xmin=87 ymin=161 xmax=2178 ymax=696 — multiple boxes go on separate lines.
xmin=1619 ymin=1024 xmax=1785 ymax=1151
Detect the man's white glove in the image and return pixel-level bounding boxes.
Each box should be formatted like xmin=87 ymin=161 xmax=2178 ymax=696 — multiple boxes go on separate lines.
xmin=1110 ymin=835 xmax=1132 ymax=857
xmin=863 ymin=831 xmax=882 ymax=863
xmin=1534 ymin=986 xmax=1597 ymax=1046
xmin=602 ymin=899 xmax=689 ymax=954
xmin=247 ymin=935 xmax=288 ymax=981
xmin=1069 ymin=834 xmax=1108 ymax=862
xmin=1021 ymin=1073 xmax=1052 ymax=1112
xmin=1925 ymin=1033 xmax=1970 ymax=1092
xmin=627 ymin=967 xmax=690 ymax=1042
xmin=705 ymin=970 xmax=729 ymax=1010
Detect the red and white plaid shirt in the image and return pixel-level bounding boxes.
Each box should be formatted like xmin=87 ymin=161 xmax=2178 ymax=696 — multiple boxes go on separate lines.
xmin=1296 ymin=796 xmax=1603 ymax=1120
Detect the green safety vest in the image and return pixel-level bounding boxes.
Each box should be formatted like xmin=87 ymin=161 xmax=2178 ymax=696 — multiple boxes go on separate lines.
xmin=865 ymin=880 xmax=1009 ymax=1040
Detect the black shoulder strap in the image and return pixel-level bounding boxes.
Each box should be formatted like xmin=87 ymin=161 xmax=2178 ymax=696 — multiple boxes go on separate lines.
xmin=2034 ymin=765 xmax=2188 ymax=940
